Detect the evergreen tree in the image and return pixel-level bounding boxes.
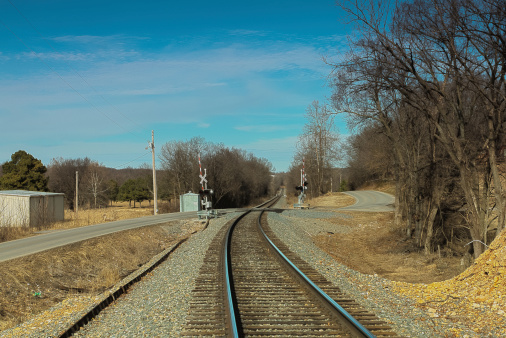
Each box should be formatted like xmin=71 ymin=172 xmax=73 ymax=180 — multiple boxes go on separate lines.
xmin=118 ymin=178 xmax=149 ymax=207
xmin=106 ymin=179 xmax=119 ymax=206
xmin=0 ymin=150 xmax=48 ymax=191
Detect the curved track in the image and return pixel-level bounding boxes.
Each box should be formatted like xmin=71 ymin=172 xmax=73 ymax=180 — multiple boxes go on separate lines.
xmin=53 ymin=196 xmax=399 ymax=337
xmin=182 ymin=197 xmax=399 ymax=337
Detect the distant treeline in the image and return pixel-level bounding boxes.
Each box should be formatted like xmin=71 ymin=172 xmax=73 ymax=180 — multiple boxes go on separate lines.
xmin=0 ymin=138 xmax=275 ymax=211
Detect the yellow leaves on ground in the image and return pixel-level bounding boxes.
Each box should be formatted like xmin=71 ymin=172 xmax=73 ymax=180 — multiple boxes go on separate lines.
xmin=393 ymin=229 xmax=506 ymax=336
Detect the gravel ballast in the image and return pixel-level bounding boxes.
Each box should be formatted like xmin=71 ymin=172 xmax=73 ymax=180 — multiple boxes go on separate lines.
xmin=72 ymin=212 xmax=239 ymax=337
xmin=0 ymin=214 xmax=238 ymax=338
xmin=266 ymin=202 xmax=477 ymax=337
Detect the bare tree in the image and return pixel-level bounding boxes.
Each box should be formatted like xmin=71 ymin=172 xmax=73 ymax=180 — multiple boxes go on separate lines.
xmin=159 ymin=138 xmax=273 ymax=208
xmin=454 ymin=0 xmax=506 ymax=236
xmin=84 ymin=163 xmax=108 ymax=208
xmin=159 ymin=137 xmax=208 ymax=198
xmin=333 ymin=0 xmax=506 ymax=258
xmin=297 ymin=101 xmax=340 ymax=196
xmin=47 ymin=157 xmax=92 ymax=209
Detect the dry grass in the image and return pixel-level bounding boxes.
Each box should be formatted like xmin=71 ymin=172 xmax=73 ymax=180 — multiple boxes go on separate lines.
xmin=312 ymin=208 xmax=463 ymax=284
xmin=289 ymin=192 xmax=463 ymax=281
xmin=287 ymin=193 xmax=464 ymax=284
xmin=284 ymin=193 xmax=299 ymax=207
xmin=306 ymin=192 xmax=356 ymax=208
xmin=0 ymin=202 xmax=155 ymax=243
xmin=56 ymin=202 xmax=155 ymax=229
xmin=0 ymin=227 xmax=34 ymax=243
xmin=0 ymin=219 xmax=206 ymax=331
xmin=284 ymin=192 xmax=356 ymax=209
xmin=359 ymin=181 xmax=396 ymax=195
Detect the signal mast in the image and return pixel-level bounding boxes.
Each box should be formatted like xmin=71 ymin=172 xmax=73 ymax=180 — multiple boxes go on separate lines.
xmin=294 ymin=157 xmax=308 ymax=208
xmin=198 ymin=154 xmax=215 ymax=218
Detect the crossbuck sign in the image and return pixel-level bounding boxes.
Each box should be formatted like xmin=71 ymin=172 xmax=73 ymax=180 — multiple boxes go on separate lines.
xmin=200 ymin=169 xmax=207 ymax=189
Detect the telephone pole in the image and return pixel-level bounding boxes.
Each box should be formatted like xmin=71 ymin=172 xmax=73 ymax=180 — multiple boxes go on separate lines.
xmin=75 ymin=171 xmax=79 ymax=219
xmin=148 ymin=130 xmax=158 ymax=215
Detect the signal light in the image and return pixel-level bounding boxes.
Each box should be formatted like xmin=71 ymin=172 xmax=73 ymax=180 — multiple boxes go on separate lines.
xmin=199 ymin=189 xmax=213 ymax=196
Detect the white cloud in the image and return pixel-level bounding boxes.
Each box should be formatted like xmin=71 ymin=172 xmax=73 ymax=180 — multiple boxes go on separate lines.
xmin=50 ymin=34 xmax=149 ymax=47
xmin=0 ymin=34 xmax=335 ymax=169
xmin=22 ymin=51 xmax=92 ymax=61
xmin=51 ymin=35 xmax=121 ymax=44
xmin=228 ymin=29 xmax=268 ymax=37
xmin=0 ymin=52 xmax=10 ymax=61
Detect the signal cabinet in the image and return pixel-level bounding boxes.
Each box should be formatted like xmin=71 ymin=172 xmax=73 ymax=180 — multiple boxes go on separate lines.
xmin=179 ymin=192 xmax=202 ymax=212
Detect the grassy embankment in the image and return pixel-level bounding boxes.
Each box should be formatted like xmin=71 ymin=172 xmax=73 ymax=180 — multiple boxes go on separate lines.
xmin=0 ymin=202 xmax=202 ymax=332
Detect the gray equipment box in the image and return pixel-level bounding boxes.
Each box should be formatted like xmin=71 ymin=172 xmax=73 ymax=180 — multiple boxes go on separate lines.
xmin=179 ymin=192 xmax=201 ymax=212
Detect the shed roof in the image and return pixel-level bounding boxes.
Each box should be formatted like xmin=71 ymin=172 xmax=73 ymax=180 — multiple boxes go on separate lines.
xmin=0 ymin=190 xmax=64 ymax=197
xmin=181 ymin=192 xmax=199 ymax=196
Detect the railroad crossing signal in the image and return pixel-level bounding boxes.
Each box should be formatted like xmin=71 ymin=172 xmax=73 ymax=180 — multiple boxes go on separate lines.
xmin=197 ymin=156 xmax=214 ymax=215
xmin=297 ymin=158 xmax=307 ymax=206
xmin=199 ymin=189 xmax=213 ymax=197
xmin=295 ymin=181 xmax=308 ymax=191
xmin=200 ymin=169 xmax=207 ymax=187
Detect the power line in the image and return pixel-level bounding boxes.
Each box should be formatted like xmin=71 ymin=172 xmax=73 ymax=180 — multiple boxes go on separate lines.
xmin=111 ymin=151 xmax=151 ymax=169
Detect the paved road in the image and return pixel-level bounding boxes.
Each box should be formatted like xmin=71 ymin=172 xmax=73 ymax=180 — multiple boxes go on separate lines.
xmin=0 ymin=211 xmax=199 ymax=263
xmin=339 ymin=190 xmax=395 ymax=212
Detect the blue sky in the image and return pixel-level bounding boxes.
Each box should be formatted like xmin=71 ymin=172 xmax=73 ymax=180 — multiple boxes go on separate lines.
xmin=0 ymin=0 xmax=349 ymax=172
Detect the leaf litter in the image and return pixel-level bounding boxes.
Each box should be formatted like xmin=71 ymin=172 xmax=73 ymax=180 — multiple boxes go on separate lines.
xmin=392 ymin=229 xmax=506 ymax=337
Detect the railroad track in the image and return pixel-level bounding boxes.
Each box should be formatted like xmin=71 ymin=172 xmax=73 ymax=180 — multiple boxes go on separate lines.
xmin=54 ymin=196 xmax=399 ymax=337
xmin=182 ymin=197 xmax=400 ymax=337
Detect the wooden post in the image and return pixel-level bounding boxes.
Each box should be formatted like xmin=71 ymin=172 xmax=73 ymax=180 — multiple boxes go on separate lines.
xmin=75 ymin=171 xmax=79 ymax=220
xmin=150 ymin=130 xmax=158 ymax=215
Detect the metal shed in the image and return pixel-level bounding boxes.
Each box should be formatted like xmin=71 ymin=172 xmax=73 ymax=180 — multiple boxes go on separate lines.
xmin=0 ymin=190 xmax=64 ymax=227
xmin=179 ymin=192 xmax=201 ymax=212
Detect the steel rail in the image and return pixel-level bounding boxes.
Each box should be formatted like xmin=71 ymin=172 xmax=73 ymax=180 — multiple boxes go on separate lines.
xmin=183 ymin=189 xmax=397 ymax=337
xmin=224 ymin=193 xmax=376 ymax=337
xmin=223 ymin=195 xmax=280 ymax=337
xmin=257 ymin=208 xmax=376 ymax=338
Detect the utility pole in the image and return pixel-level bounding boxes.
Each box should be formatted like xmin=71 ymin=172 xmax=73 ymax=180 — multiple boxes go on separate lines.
xmin=148 ymin=130 xmax=158 ymax=215
xmin=75 ymin=171 xmax=79 ymax=219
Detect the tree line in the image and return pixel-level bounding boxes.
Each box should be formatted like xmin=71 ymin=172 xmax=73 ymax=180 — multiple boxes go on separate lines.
xmin=330 ymin=0 xmax=506 ymax=258
xmin=159 ymin=137 xmax=274 ymax=208
xmin=0 ymin=139 xmax=274 ymax=211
